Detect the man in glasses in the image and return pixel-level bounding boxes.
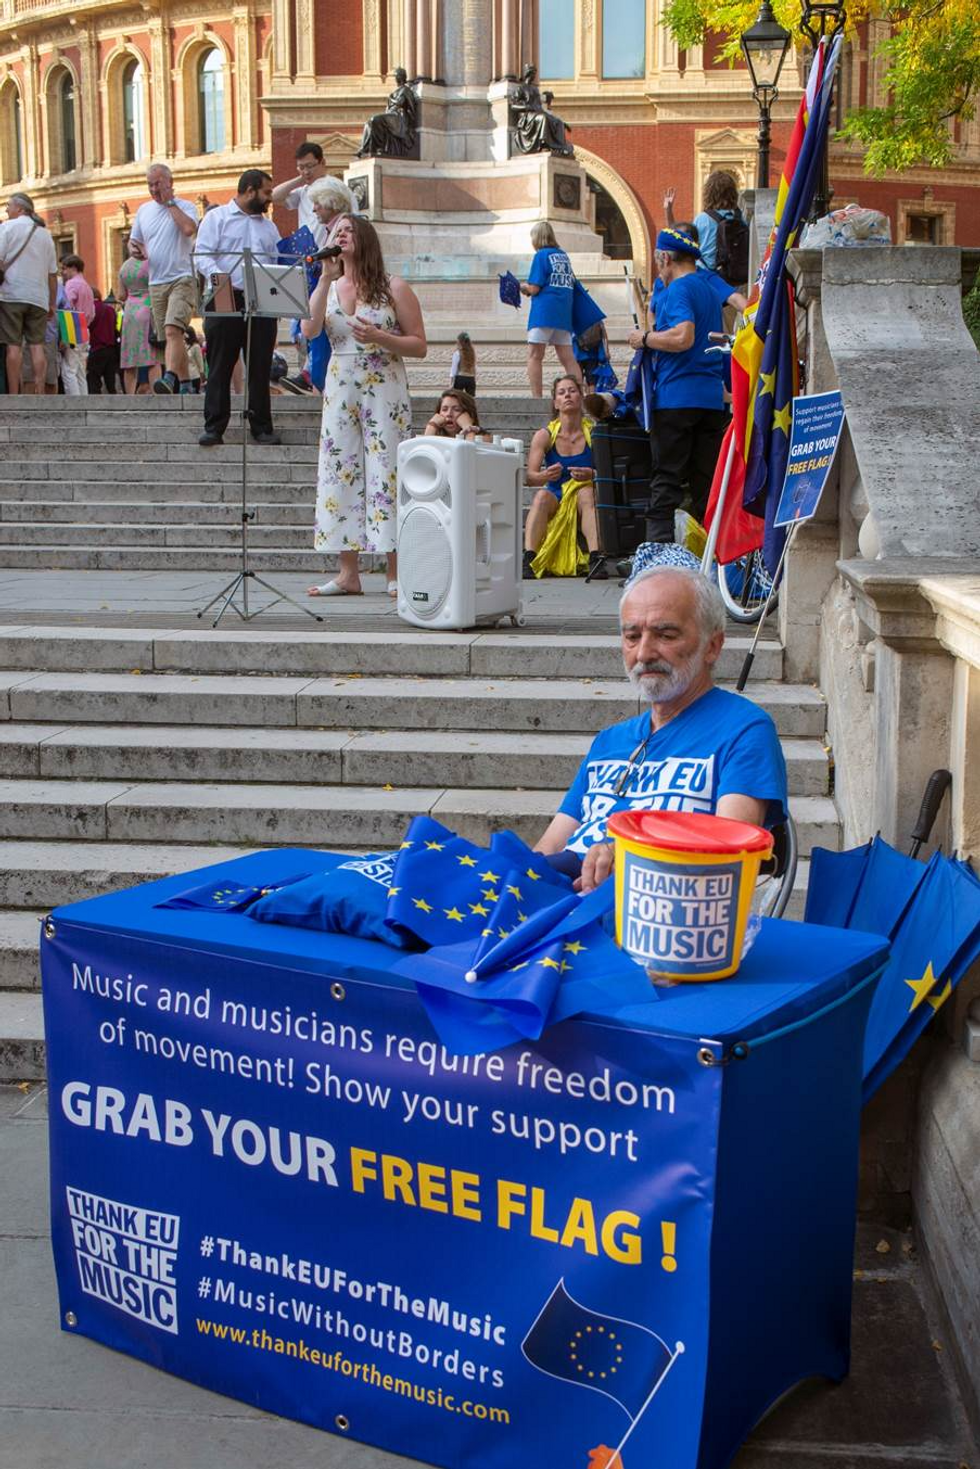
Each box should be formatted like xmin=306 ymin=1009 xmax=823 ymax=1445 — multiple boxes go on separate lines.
xmin=535 ymin=566 xmax=788 ymax=891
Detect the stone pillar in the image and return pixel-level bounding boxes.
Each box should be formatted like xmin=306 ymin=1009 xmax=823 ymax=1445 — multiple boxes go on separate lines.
xmin=233 ymin=6 xmax=259 ymax=150
xmin=519 ymin=0 xmax=536 ymax=70
xmin=21 ymin=43 xmax=40 ymax=180
xmin=500 ymin=0 xmax=518 ymax=80
xmin=578 ymin=0 xmax=598 ymax=82
xmin=79 ymin=24 xmax=99 ymax=166
xmin=415 ymin=0 xmax=432 ymax=80
xmin=402 ymin=0 xmax=418 ymax=79
xmin=147 ymin=18 xmax=172 ymax=157
xmin=271 ymin=0 xmax=295 ymax=81
xmin=363 ymin=0 xmax=384 ymax=80
xmin=295 ymin=0 xmax=316 ymax=83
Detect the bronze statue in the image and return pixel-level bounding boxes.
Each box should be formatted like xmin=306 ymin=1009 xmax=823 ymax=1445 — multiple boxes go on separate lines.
xmin=511 ymin=65 xmax=573 ymax=157
xmin=356 ymin=68 xmax=419 ymax=159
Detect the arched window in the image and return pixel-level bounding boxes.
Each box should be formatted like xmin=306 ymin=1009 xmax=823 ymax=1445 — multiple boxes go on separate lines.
xmin=122 ymin=58 xmax=146 ymax=163
xmin=198 ymin=48 xmax=225 ymax=154
xmin=59 ymin=71 xmax=77 ymax=173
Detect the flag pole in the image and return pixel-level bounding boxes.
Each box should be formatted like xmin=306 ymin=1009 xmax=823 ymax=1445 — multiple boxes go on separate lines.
xmin=700 ymin=431 xmax=736 ymax=575
xmin=735 ymin=522 xmax=798 ymax=690
xmin=605 ymin=1342 xmax=686 ymax=1468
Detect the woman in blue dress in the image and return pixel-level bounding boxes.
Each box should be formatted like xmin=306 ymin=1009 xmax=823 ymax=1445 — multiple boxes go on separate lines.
xmin=520 ymin=222 xmax=582 ymax=397
xmin=522 ymin=374 xmax=605 ymax=579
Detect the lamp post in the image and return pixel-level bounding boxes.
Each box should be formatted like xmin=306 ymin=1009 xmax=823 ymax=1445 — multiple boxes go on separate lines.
xmin=800 ymin=0 xmax=847 ymax=218
xmin=740 ymin=1 xmax=792 ymax=190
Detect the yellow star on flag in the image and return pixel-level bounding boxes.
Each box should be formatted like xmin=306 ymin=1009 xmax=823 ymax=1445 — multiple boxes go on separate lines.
xmin=444 ymin=906 xmax=465 ymax=922
xmin=506 ymin=884 xmax=523 ymax=900
xmin=758 ymin=367 xmax=776 ymax=398
xmin=538 ymin=956 xmax=561 ymax=970
xmin=456 ymin=853 xmax=477 ymax=867
xmin=424 ymin=840 xmax=445 ymax=851
xmin=927 ymin=979 xmax=952 ymax=1012
xmin=509 ymin=961 xmax=530 ymax=972
xmin=388 ymin=886 xmax=400 ymax=897
xmin=518 ymin=911 xmax=528 ymax=923
xmin=905 ymin=961 xmax=942 ymax=1012
xmin=560 ymin=959 xmax=572 ymax=973
xmin=481 ymin=927 xmax=494 ymax=937
xmin=480 ymin=870 xmax=500 ymax=883
xmin=399 ymin=840 xmax=414 ymax=849
xmin=773 ymin=402 xmax=792 ymax=436
xmin=564 ymin=941 xmax=587 ymax=955
xmin=483 ymin=888 xmax=500 ymax=902
xmin=525 ymin=868 xmax=542 ymax=881
xmin=413 ymin=897 xmax=434 ymax=914
xmin=469 ymin=902 xmax=490 ymax=916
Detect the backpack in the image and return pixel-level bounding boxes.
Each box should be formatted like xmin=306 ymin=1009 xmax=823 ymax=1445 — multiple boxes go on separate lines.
xmin=708 ymin=209 xmax=749 ymax=286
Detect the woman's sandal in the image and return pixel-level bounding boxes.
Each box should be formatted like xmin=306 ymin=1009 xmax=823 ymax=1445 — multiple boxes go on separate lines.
xmin=386 ymin=580 xmax=398 ymax=598
xmin=307 ymin=580 xmax=363 ymax=597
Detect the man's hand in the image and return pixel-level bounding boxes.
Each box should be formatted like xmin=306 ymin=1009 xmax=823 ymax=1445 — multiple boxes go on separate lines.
xmin=628 ymin=328 xmax=647 ymax=351
xmin=576 ymin=842 xmax=615 ymax=893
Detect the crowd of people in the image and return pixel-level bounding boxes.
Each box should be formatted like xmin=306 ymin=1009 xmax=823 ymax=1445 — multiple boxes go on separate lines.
xmin=0 ymin=150 xmax=749 ymax=586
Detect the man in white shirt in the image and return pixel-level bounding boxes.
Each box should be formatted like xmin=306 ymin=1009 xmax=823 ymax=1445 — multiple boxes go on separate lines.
xmin=194 ymin=169 xmax=282 ymax=448
xmin=129 ymin=163 xmax=198 ymax=396
xmin=0 ymin=192 xmax=58 ymax=396
xmin=271 ymin=140 xmax=332 ymax=248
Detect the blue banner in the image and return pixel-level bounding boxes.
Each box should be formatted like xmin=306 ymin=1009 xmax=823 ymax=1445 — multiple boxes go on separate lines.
xmin=42 ymin=918 xmax=721 ymax=1467
xmin=773 ymin=390 xmax=845 ymax=528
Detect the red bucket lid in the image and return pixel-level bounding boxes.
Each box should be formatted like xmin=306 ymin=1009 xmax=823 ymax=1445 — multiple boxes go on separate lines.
xmin=608 ymin=809 xmax=773 ymax=855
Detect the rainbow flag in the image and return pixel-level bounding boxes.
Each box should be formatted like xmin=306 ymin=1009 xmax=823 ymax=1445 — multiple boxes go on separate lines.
xmin=57 ymin=309 xmax=89 ymax=348
xmin=704 ymin=36 xmax=842 ymax=566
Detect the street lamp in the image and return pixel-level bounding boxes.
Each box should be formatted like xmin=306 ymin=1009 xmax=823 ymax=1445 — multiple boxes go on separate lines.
xmin=800 ymin=0 xmax=847 ymax=217
xmin=740 ymin=1 xmax=792 ymax=190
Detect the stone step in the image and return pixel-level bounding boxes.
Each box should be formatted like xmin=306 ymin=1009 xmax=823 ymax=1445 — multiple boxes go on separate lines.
xmin=0 ymin=522 xmax=321 ymax=550
xmin=0 ymin=839 xmax=261 ymax=908
xmin=0 ymin=546 xmax=344 ymax=571
xmin=0 ymin=990 xmax=44 ymax=1081
xmin=0 ymin=458 xmax=317 ymax=484
xmin=0 ymin=500 xmax=312 ymax=526
xmin=0 ymin=672 xmax=824 ymax=736
xmin=0 ymin=778 xmax=837 ymax=851
xmin=0 ymin=626 xmax=783 ymax=680
xmin=0 ymin=723 xmax=825 ymax=794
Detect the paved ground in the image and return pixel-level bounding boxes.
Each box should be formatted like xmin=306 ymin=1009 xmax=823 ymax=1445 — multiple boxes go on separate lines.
xmin=3 ymin=1083 xmax=975 ymax=1469
xmin=0 ymin=569 xmax=625 ymax=631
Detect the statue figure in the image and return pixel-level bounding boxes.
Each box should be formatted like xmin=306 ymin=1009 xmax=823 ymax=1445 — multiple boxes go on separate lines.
xmin=356 ymin=68 xmax=419 ymax=159
xmin=511 ymin=65 xmax=574 ymax=157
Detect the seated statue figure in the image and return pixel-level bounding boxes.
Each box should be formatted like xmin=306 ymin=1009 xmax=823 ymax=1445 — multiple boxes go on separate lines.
xmin=511 ymin=64 xmax=574 ymax=157
xmin=356 ymin=68 xmax=419 ymax=158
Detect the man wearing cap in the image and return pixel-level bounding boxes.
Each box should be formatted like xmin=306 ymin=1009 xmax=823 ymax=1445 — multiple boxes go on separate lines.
xmin=628 ymin=227 xmax=729 ymax=545
xmin=0 ymin=193 xmax=58 ymax=396
xmin=535 ymin=565 xmax=787 ymax=892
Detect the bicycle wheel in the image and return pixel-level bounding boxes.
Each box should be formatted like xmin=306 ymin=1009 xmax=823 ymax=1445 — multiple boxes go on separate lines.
xmin=717 ymin=549 xmax=778 ymax=624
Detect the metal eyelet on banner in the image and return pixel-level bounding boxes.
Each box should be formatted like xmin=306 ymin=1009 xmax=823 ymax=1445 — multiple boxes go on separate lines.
xmin=335 ymin=1414 xmax=350 ymax=1432
xmin=65 ymin=1311 xmax=77 ymax=1327
xmin=330 ymin=982 xmax=346 ymax=1002
xmin=43 ymin=917 xmax=56 ymax=939
xmin=697 ymin=1042 xmax=750 ymax=1067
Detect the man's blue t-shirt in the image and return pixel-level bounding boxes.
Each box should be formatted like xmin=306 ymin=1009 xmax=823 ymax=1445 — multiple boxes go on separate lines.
xmin=557 ymin=686 xmax=788 ymax=855
xmin=527 ymin=247 xmax=574 ymax=331
xmin=651 ymin=269 xmax=732 ymax=390
xmin=652 ymin=269 xmax=725 ymax=411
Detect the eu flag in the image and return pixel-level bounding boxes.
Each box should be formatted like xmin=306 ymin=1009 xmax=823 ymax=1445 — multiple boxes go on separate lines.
xmin=523 ymin=1280 xmax=681 ymax=1421
xmin=159 ymin=873 xmax=311 ymax=913
xmin=499 ymin=271 xmax=522 ymax=309
xmin=806 ymin=835 xmax=927 ymax=939
xmin=863 ymin=850 xmax=980 ymax=1098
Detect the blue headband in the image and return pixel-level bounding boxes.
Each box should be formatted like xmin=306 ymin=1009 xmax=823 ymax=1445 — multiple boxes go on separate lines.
xmin=656 ymin=228 xmax=701 ymax=258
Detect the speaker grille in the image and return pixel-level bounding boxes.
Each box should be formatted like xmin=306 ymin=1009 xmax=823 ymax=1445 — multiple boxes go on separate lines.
xmin=399 ymin=505 xmax=453 ymax=618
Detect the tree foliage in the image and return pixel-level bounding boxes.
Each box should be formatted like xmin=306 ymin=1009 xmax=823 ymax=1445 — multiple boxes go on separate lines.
xmin=662 ymin=0 xmax=980 ymax=174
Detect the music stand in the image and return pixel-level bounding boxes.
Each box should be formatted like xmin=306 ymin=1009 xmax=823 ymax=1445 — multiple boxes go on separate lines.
xmin=193 ymin=247 xmax=323 ymax=626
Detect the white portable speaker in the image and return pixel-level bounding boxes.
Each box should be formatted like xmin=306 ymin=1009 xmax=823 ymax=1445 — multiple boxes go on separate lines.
xmin=396 ymin=436 xmax=524 ymax=630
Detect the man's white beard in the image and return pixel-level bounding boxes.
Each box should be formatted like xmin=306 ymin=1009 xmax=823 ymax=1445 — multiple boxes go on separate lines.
xmin=627 ymin=648 xmax=705 ymax=704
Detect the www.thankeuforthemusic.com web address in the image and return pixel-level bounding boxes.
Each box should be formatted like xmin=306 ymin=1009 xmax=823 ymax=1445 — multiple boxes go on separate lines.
xmin=194 ymin=1317 xmax=511 ymax=1423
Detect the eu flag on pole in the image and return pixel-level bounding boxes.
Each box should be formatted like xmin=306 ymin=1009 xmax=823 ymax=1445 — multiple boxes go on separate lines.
xmin=704 ymin=35 xmax=841 ymax=565
xmin=523 ymin=1280 xmax=682 ymax=1420
xmin=805 ymin=834 xmax=927 ymax=938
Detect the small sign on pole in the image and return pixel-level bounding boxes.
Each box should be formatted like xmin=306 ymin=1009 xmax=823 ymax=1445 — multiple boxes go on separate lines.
xmin=774 ymin=389 xmax=846 ymax=528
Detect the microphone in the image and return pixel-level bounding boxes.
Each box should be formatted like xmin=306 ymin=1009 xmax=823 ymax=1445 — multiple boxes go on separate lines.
xmin=304 ymin=244 xmax=343 ymax=263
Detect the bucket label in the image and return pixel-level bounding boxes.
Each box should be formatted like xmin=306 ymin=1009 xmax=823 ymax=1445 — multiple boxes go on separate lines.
xmin=622 ymin=854 xmax=743 ymax=976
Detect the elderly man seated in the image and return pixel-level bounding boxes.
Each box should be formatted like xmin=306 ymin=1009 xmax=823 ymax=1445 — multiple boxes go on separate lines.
xmin=536 ymin=565 xmax=788 ymax=891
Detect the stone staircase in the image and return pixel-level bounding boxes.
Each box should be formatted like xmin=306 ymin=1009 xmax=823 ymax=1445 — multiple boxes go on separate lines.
xmin=0 ymin=396 xmax=841 ymax=1079
xmin=0 ymin=396 xmax=548 ymax=574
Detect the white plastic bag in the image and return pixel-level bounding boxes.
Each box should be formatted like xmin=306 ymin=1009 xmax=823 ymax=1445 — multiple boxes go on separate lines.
xmin=800 ymin=202 xmax=891 ymax=249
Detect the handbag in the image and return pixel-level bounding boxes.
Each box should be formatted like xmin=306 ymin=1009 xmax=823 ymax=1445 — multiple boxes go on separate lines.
xmin=0 ymin=220 xmax=38 ymax=286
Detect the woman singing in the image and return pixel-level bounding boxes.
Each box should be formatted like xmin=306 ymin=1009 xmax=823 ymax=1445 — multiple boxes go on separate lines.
xmin=305 ymin=215 xmax=426 ymax=597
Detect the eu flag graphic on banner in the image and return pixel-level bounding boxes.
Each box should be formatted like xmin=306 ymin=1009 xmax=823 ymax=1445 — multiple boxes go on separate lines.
xmin=523 ymin=1280 xmax=682 ymax=1421
xmin=159 ymin=874 xmax=312 ymax=913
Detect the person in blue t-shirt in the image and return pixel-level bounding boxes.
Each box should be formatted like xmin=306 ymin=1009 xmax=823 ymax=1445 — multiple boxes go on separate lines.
xmin=536 ymin=565 xmax=788 ymax=892
xmin=520 ymin=221 xmax=582 ymax=397
xmin=627 ymin=227 xmax=729 ymax=543
xmin=649 ymin=221 xmax=747 ymax=399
